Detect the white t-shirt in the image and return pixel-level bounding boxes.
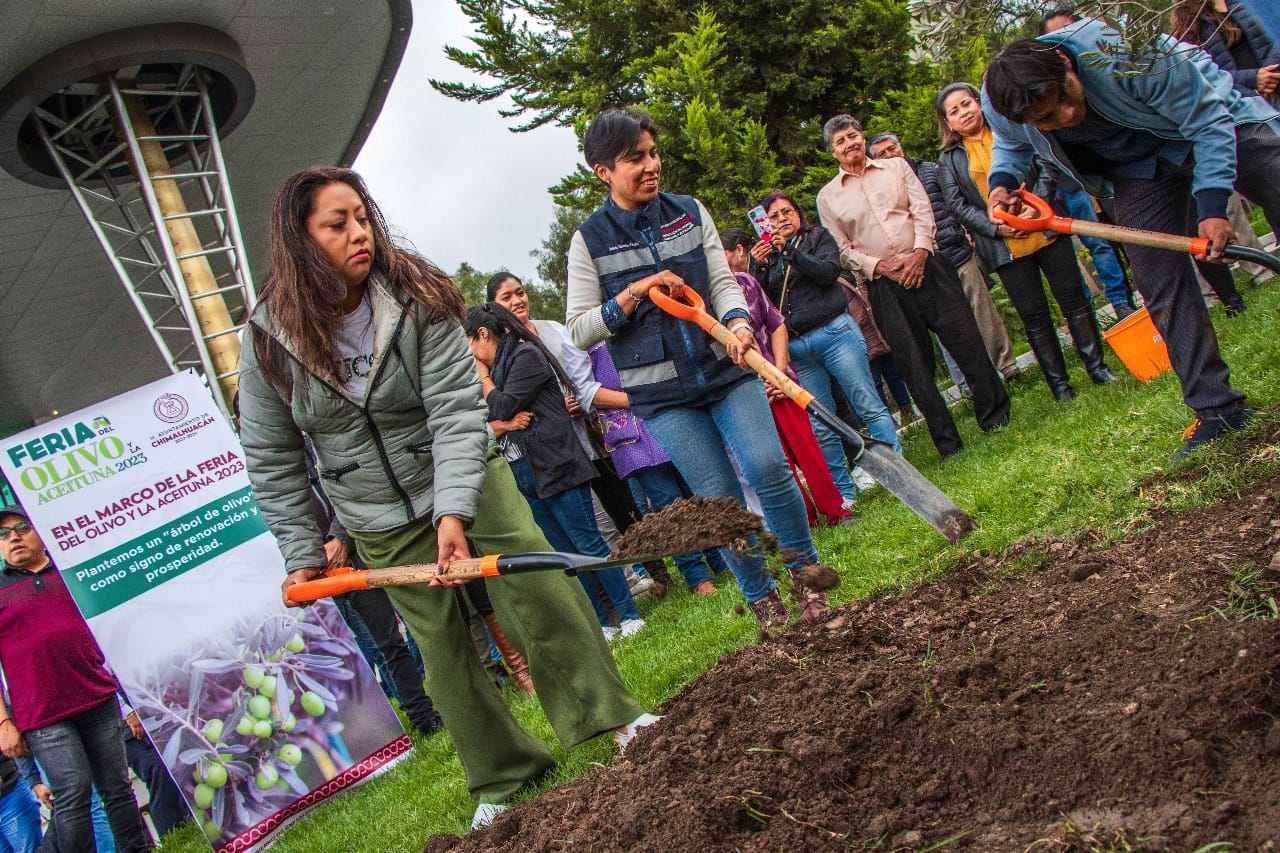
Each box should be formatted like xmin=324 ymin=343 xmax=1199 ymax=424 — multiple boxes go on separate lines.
xmin=331 ymin=295 xmax=376 ymax=404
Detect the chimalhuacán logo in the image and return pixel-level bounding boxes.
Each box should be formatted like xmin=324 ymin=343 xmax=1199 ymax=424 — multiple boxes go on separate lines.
xmin=5 ymin=419 xmax=145 ymax=505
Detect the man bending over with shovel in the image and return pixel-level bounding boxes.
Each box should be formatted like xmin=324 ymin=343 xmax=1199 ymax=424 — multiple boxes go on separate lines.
xmin=982 ymin=18 xmax=1280 ymax=459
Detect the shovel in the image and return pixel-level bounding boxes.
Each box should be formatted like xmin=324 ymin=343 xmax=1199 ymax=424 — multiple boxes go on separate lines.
xmin=647 ymin=287 xmax=976 ymax=542
xmin=288 ymin=551 xmax=662 ymax=604
xmin=993 ymin=189 xmax=1280 ymax=274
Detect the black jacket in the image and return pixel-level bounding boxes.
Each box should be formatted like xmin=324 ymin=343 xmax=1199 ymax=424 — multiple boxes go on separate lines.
xmin=906 ymin=157 xmax=973 ymax=270
xmin=752 ymin=224 xmax=846 ymax=337
xmin=1188 ymin=0 xmax=1280 ymax=97
xmin=487 ymin=337 xmax=596 ymax=499
xmin=940 ymin=143 xmax=1025 ymax=276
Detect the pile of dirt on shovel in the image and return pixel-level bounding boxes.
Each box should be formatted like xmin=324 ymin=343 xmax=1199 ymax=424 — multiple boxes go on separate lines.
xmin=426 ymin=471 xmax=1280 ymax=852
xmin=609 ymin=495 xmax=779 ymax=561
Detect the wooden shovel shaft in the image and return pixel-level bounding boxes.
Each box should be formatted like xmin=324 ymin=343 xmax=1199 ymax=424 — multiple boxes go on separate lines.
xmin=1066 ymin=218 xmax=1209 ymax=255
xmin=703 ymin=322 xmax=816 ymax=410
xmin=288 ymin=559 xmax=494 ymax=602
xmin=649 ymin=287 xmax=977 ymax=540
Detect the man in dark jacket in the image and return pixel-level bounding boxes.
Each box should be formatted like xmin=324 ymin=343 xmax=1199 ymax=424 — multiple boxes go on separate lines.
xmin=868 ymin=132 xmax=1017 ymax=377
xmin=749 ymin=190 xmax=901 ymax=506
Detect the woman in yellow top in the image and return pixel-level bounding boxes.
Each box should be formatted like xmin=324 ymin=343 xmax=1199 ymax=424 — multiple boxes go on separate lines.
xmin=936 ymin=82 xmax=1117 ymax=401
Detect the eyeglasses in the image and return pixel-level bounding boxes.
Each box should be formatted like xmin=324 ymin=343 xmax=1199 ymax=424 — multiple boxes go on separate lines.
xmin=766 ymin=207 xmax=797 ymax=222
xmin=0 ymin=522 xmax=32 ymax=540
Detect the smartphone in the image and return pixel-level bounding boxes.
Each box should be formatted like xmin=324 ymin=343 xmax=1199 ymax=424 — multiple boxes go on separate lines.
xmin=747 ymin=206 xmax=772 ymax=243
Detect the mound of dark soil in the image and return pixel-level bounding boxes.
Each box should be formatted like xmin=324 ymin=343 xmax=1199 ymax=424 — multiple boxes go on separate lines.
xmin=427 ymin=472 xmax=1280 ymax=852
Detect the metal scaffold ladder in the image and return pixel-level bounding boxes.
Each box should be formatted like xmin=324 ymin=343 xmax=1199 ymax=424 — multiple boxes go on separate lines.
xmin=31 ymin=65 xmax=255 ymax=417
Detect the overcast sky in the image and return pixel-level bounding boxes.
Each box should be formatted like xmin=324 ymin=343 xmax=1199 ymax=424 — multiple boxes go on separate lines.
xmin=355 ymin=0 xmax=581 ymax=282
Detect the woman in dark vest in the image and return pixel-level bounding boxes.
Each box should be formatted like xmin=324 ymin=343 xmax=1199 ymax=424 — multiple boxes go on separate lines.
xmin=564 ymin=108 xmax=826 ymax=631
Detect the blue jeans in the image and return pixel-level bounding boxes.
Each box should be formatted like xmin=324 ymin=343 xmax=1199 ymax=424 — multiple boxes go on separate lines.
xmin=788 ymin=314 xmax=902 ymax=500
xmin=626 ymin=462 xmax=732 ymax=588
xmin=90 ymin=792 xmax=113 ymax=853
xmin=868 ymin=354 xmax=911 ymax=410
xmin=0 ymin=780 xmax=40 ymax=853
xmin=25 ymin=698 xmax=151 ymax=853
xmin=645 ymin=380 xmax=817 ymax=604
xmin=509 ymin=459 xmax=639 ymax=624
xmin=1056 ymin=187 xmax=1131 ymax=309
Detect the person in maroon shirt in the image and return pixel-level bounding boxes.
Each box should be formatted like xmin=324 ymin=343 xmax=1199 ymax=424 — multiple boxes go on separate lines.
xmin=0 ymin=505 xmax=151 ymax=852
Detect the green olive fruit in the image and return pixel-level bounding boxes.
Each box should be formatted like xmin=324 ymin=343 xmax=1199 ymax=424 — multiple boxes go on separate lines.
xmin=280 ymin=713 xmax=297 ymax=733
xmin=252 ymin=719 xmax=274 ymax=739
xmin=202 ymin=819 xmax=221 ymax=842
xmin=235 ymin=716 xmax=255 ymax=736
xmin=259 ymin=675 xmax=277 ymax=699
xmin=300 ymin=691 xmax=325 ymax=716
xmin=254 ymin=765 xmax=279 ymax=790
xmin=247 ymin=695 xmax=272 ymax=720
xmin=242 ymin=666 xmax=265 ymax=689
xmin=193 ymin=783 xmax=215 ymax=809
xmin=286 ymin=634 xmax=305 ymax=653
xmin=203 ymin=763 xmax=228 ymax=788
xmin=278 ymin=743 xmax=302 ymax=766
xmin=202 ymin=719 xmax=223 ymax=743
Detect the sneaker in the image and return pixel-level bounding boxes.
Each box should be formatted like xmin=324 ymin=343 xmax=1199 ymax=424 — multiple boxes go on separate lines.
xmin=628 ymin=576 xmax=654 ymax=597
xmin=1172 ymin=406 xmax=1254 ymax=461
xmin=614 ymin=712 xmax=662 ymax=752
xmin=619 ymin=618 xmax=645 ymax=638
xmin=840 ymin=496 xmax=857 ymax=513
xmin=851 ymin=468 xmax=877 ymax=491
xmin=601 ymin=626 xmax=621 ymax=642
xmin=1113 ymin=301 xmax=1136 ymax=321
xmin=690 ymin=580 xmax=718 ymax=596
xmin=1224 ymin=296 xmax=1247 ymax=317
xmin=471 ymin=802 xmax=508 ymax=830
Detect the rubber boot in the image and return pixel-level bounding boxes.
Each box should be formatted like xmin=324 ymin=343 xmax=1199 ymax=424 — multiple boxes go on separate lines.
xmin=746 ymin=589 xmax=788 ymax=637
xmin=1063 ymin=306 xmax=1118 ymax=385
xmin=482 ymin=614 xmax=535 ymax=695
xmin=1024 ymin=325 xmax=1075 ymax=401
xmin=787 ymin=567 xmax=831 ymax=621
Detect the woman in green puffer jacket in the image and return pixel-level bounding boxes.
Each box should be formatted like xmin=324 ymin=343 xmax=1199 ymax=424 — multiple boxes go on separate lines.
xmin=236 ymin=167 xmax=655 ymax=831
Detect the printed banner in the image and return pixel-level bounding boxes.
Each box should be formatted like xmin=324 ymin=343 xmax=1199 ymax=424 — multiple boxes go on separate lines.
xmin=0 ymin=371 xmax=409 ymax=851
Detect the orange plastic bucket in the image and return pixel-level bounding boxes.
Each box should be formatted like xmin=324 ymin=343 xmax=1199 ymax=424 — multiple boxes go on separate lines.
xmin=1102 ymin=307 xmax=1171 ymax=381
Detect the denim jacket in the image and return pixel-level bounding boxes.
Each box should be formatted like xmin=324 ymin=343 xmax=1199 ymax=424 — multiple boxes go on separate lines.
xmin=985 ymin=19 xmax=1280 ymax=213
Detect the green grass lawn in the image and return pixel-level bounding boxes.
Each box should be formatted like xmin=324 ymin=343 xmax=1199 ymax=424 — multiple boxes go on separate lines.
xmin=164 ymin=275 xmax=1280 ymax=852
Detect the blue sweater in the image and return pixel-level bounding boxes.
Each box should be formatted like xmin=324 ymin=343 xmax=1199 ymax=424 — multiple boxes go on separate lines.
xmin=986 ymin=18 xmax=1280 ymax=221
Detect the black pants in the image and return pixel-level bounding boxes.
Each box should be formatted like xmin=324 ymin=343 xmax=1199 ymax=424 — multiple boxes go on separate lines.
xmin=995 ymin=234 xmax=1090 ymax=329
xmin=867 ymin=256 xmax=1010 ymax=457
xmin=126 ymin=735 xmax=188 ymax=837
xmin=343 ymin=587 xmax=438 ymax=731
xmin=1109 ymin=122 xmax=1280 ymax=416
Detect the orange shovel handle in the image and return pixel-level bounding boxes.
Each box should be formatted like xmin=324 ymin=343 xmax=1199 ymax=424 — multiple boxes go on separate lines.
xmin=647 ymin=286 xmax=717 ymax=332
xmin=648 ymin=286 xmax=814 ymax=408
xmin=993 ymin=188 xmax=1211 ymax=257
